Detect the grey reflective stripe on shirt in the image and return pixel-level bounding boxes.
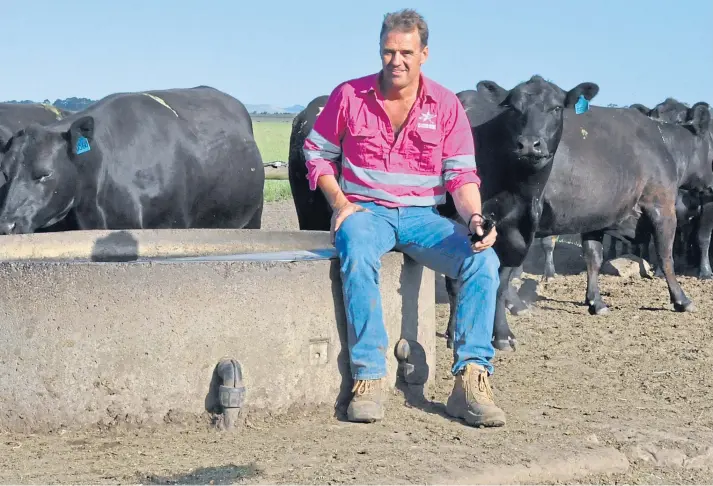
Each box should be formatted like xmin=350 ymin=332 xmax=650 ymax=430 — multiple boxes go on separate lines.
xmin=303 ymin=128 xmax=341 ymax=161
xmin=443 ymin=154 xmax=477 ymax=171
xmin=342 ymin=157 xmax=442 ymax=188
xmin=340 ymin=178 xmax=446 ymax=206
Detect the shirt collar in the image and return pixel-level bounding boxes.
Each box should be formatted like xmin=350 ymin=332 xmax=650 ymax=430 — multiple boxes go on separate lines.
xmin=360 ymin=71 xmax=436 ymax=103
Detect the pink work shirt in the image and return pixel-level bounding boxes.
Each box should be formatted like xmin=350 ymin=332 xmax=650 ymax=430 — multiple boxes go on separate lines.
xmin=303 ymin=72 xmax=480 ymax=208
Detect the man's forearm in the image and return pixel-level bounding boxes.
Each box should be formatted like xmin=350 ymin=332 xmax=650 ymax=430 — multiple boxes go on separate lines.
xmin=317 ymin=174 xmax=350 ymax=211
xmin=452 ymin=182 xmax=483 ymax=227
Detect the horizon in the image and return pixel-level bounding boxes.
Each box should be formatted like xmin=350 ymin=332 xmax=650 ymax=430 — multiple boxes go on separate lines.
xmin=3 ymin=1 xmax=712 ymax=109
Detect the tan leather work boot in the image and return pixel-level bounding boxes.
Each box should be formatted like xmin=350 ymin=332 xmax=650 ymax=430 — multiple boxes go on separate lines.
xmin=446 ymin=362 xmax=506 ymax=427
xmin=346 ymin=378 xmax=385 ymax=423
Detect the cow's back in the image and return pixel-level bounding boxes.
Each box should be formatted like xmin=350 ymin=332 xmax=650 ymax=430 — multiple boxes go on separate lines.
xmin=0 ymin=103 xmax=66 ymax=140
xmin=50 ymin=86 xmax=264 ymax=229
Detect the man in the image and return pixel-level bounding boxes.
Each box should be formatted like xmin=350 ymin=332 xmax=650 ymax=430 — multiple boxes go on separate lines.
xmin=302 ymin=9 xmax=505 ymax=428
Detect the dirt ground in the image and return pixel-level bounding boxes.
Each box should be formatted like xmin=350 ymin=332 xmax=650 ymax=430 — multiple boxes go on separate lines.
xmin=1 ymin=200 xmax=712 ymax=484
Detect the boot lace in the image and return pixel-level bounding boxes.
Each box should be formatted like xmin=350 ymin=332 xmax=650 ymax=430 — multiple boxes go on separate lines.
xmin=465 ymin=367 xmax=495 ymax=402
xmin=352 ymin=379 xmax=377 ymax=396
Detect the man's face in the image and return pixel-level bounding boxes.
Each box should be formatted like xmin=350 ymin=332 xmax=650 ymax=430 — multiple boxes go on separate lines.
xmin=380 ymin=28 xmax=428 ymax=90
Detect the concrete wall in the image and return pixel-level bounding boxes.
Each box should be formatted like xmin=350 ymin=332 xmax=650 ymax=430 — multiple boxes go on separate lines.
xmin=0 ymin=230 xmax=435 ymax=433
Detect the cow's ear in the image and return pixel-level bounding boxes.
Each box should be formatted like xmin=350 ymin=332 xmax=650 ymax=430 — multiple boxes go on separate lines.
xmin=565 ymin=82 xmax=599 ymax=107
xmin=629 ymin=104 xmax=651 ymax=116
xmin=477 ymin=80 xmax=508 ymax=104
xmin=65 ymin=116 xmax=94 ymax=157
xmin=687 ymin=102 xmax=711 ymax=136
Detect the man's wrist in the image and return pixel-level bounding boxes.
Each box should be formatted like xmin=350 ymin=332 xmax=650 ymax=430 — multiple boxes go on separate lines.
xmin=466 ymin=212 xmax=484 ymax=232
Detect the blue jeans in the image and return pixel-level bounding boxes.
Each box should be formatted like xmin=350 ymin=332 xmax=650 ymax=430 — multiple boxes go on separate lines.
xmin=334 ymin=201 xmax=500 ymax=380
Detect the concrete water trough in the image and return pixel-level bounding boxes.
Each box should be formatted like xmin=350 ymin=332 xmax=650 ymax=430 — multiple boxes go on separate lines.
xmin=0 ymin=229 xmax=436 ymax=433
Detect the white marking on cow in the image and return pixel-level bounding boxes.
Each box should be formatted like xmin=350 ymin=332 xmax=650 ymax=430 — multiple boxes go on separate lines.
xmin=41 ymin=104 xmax=63 ymax=120
xmin=142 ymin=93 xmax=179 ymax=117
xmin=318 ymin=106 xmax=324 ymax=115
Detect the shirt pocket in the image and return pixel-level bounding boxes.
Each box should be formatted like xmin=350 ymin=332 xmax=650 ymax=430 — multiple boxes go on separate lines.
xmin=408 ymin=129 xmax=443 ymax=173
xmin=346 ymin=123 xmax=385 ymax=170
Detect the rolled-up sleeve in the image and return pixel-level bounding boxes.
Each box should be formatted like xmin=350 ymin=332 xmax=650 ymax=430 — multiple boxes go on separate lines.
xmin=441 ymin=96 xmax=480 ymax=193
xmin=303 ymin=84 xmax=348 ymax=191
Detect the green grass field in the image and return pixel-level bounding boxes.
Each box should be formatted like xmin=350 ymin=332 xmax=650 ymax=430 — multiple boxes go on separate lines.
xmin=253 ymin=118 xmax=294 ymax=202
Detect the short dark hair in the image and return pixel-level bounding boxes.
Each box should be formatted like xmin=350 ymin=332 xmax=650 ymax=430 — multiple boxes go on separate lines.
xmin=380 ymin=9 xmax=429 ymax=48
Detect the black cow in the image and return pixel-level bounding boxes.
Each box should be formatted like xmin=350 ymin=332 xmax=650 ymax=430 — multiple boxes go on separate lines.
xmin=0 ymin=102 xmax=70 ymax=147
xmin=288 ymin=95 xmax=329 ymax=230
xmin=536 ymin=99 xmax=713 ymax=282
xmin=630 ymin=98 xmax=713 ymax=278
xmin=289 ymin=76 xmax=600 ymax=354
xmin=452 ymin=80 xmax=698 ymax=351
xmin=0 ymin=86 xmax=264 ymax=234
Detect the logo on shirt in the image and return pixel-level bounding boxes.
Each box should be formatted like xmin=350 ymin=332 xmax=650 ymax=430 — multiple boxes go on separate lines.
xmin=417 ymin=110 xmax=436 ymax=130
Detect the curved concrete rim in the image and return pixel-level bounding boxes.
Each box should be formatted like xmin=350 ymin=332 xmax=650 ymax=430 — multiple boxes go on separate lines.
xmin=0 ymin=229 xmax=334 ymax=262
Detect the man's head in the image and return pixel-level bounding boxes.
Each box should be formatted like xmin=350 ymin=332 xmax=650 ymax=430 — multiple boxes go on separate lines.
xmin=379 ymin=9 xmax=429 ymax=92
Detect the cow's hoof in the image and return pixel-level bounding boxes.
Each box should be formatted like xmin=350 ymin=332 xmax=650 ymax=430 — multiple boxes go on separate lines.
xmin=395 ymin=338 xmax=410 ymax=361
xmin=446 ymin=338 xmax=454 ymax=349
xmin=587 ymin=302 xmax=609 ymax=316
xmin=507 ymin=301 xmax=530 ymax=316
xmin=510 ymin=306 xmax=531 ymax=317
xmin=492 ymin=336 xmax=517 ymax=352
xmin=674 ymin=301 xmax=696 ymax=313
xmin=698 ymin=271 xmax=712 ymax=280
xmin=542 ymin=271 xmax=557 ymax=282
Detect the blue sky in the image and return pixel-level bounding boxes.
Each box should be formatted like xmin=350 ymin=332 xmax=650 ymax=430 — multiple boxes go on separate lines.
xmin=4 ymin=0 xmax=711 ymax=108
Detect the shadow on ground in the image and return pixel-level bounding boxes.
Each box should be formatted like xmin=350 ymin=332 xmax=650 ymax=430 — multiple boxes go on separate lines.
xmin=140 ymin=464 xmax=259 ymax=485
xmin=435 ymin=241 xmax=586 ymax=305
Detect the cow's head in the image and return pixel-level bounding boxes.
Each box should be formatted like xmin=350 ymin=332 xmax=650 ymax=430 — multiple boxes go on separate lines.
xmin=648 ymin=98 xmax=713 ymax=176
xmin=650 ymin=98 xmax=711 ymax=136
xmin=0 ymin=116 xmax=95 ymax=234
xmin=488 ymin=75 xmax=599 ymax=169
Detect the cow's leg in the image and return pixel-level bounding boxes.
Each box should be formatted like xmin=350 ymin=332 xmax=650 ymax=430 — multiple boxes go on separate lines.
xmin=541 ymin=235 xmax=557 ymax=280
xmin=444 ymin=275 xmax=458 ymax=349
xmin=643 ymin=202 xmax=694 ymax=312
xmin=448 ymin=263 xmax=525 ymax=350
xmin=493 ymin=265 xmax=519 ymax=351
xmin=581 ymin=231 xmax=608 ymax=315
xmin=604 ymin=235 xmax=617 ymax=261
xmin=502 ymin=263 xmax=529 ymax=316
xmin=696 ymin=203 xmax=713 ymax=279
xmin=243 ymin=201 xmax=263 ymax=229
xmin=653 ymin=233 xmax=666 ymax=278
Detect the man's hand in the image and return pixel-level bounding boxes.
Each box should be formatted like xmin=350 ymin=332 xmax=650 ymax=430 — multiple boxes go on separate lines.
xmin=330 ymin=202 xmax=368 ymax=245
xmin=469 ymin=216 xmax=497 ymax=252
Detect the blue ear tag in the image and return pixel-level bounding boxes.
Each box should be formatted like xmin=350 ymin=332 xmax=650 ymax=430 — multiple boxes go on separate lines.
xmin=75 ymin=136 xmax=90 ymax=155
xmin=574 ymin=95 xmax=589 ymax=115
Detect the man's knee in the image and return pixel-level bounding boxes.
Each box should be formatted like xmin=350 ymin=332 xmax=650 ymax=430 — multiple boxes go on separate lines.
xmin=335 ymin=213 xmax=385 ymax=273
xmin=461 ymin=247 xmax=500 ymax=284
